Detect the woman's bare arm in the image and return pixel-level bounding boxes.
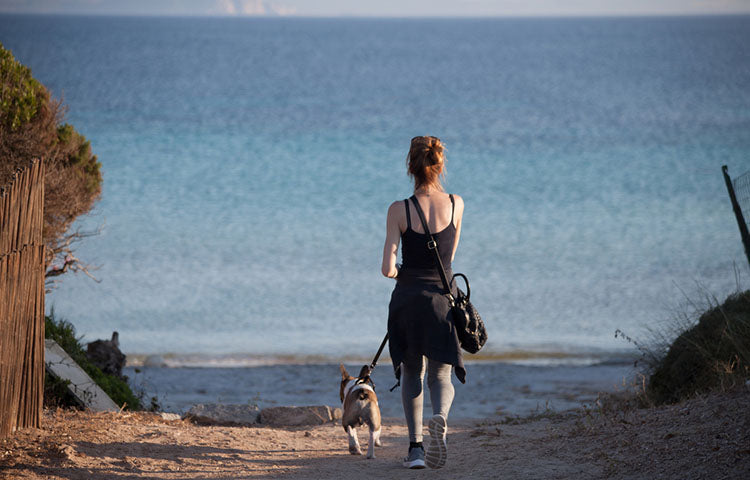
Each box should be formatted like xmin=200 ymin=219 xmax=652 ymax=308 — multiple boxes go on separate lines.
xmin=381 ymin=201 xmax=403 ymax=278
xmin=451 ymin=194 xmax=464 ymax=262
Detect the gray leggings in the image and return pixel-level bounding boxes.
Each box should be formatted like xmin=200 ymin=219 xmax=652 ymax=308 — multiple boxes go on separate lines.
xmin=401 ymin=355 xmax=455 ymax=443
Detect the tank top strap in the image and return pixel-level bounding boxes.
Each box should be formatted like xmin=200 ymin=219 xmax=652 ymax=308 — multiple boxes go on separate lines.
xmin=404 ymin=198 xmax=412 ymax=230
xmin=449 ymin=194 xmax=455 ymax=224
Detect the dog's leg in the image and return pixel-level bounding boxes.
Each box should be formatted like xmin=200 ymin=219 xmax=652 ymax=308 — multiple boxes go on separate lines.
xmin=367 ymin=428 xmax=377 ymax=459
xmin=373 ymin=427 xmax=382 ymax=447
xmin=346 ymin=425 xmax=362 ymax=455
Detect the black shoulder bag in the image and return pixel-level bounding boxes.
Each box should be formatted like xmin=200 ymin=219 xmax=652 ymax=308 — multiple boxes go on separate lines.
xmin=410 ymin=195 xmax=488 ymax=354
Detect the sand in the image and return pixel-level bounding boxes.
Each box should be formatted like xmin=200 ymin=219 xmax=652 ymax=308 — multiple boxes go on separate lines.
xmin=1 ymin=388 xmax=749 ymax=479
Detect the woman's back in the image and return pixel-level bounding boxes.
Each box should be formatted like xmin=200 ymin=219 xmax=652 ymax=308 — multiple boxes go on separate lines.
xmin=381 ymin=136 xmax=464 ymax=279
xmin=401 ymin=193 xmax=458 ymax=271
xmin=405 ymin=192 xmax=455 ymax=235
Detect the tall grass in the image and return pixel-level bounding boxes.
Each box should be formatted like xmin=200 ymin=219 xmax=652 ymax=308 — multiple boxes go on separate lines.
xmin=617 ymin=280 xmax=750 ymax=406
xmin=647 ymin=289 xmax=750 ymax=404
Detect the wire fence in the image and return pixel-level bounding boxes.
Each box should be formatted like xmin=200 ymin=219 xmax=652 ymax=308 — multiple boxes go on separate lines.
xmin=0 ymin=160 xmax=45 ymax=437
xmin=733 ymin=169 xmax=750 ymax=228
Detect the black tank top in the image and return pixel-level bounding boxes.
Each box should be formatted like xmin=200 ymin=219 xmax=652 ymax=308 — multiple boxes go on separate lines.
xmin=400 ymin=195 xmax=456 ymax=271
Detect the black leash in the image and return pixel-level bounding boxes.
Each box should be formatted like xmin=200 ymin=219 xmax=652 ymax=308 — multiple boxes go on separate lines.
xmin=371 ymin=333 xmax=389 ymax=370
xmin=373 ymin=333 xmax=402 ymax=391
xmin=356 ymin=332 xmax=391 ymax=390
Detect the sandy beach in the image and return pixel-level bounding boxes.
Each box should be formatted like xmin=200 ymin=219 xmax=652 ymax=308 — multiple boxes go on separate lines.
xmin=2 ymin=387 xmax=748 ymax=479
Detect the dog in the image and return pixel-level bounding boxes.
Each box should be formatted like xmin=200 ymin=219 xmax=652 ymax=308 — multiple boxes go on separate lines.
xmin=339 ymin=364 xmax=382 ymax=458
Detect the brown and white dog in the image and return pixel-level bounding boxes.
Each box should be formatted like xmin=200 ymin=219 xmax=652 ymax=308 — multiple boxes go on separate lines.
xmin=339 ymin=364 xmax=382 ymax=458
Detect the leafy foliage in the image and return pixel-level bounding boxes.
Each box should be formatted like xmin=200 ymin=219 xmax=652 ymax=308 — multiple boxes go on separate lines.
xmin=0 ymin=42 xmax=102 ymax=282
xmin=55 ymin=123 xmax=101 ymax=194
xmin=0 ymin=45 xmax=44 ymax=130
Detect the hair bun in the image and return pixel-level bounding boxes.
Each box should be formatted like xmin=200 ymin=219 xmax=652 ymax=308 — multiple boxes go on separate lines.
xmin=407 ymin=136 xmax=445 ymax=190
xmin=425 ymin=138 xmax=443 ymax=165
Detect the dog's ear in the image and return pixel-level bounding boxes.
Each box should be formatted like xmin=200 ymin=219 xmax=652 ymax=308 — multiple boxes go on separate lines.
xmin=339 ymin=363 xmax=348 ymax=379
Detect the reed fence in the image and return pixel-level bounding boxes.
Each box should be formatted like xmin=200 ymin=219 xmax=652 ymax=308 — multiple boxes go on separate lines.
xmin=0 ymin=160 xmax=45 ymax=437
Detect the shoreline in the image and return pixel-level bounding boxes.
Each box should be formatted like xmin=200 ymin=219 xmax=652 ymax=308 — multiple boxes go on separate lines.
xmin=124 ymin=348 xmax=638 ymax=368
xmin=124 ymin=361 xmax=636 ymax=419
xmin=2 ymin=387 xmax=747 ymax=479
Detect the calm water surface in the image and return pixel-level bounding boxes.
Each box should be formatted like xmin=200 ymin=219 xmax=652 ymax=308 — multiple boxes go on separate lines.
xmin=1 ymin=15 xmax=748 ymax=362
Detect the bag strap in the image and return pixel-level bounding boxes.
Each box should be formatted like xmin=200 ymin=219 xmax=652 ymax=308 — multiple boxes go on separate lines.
xmin=404 ymin=199 xmax=412 ymax=230
xmin=409 ymin=195 xmax=455 ymax=303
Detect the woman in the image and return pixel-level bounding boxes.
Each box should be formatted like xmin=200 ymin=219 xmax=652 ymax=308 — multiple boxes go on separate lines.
xmin=381 ymin=135 xmax=465 ymax=470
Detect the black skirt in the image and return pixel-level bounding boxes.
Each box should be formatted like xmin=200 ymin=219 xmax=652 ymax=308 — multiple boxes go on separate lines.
xmin=387 ymin=267 xmax=466 ymax=384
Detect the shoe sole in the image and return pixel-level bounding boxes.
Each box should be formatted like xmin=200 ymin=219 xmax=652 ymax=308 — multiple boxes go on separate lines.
xmin=403 ymin=459 xmax=426 ymax=469
xmin=426 ymin=415 xmax=447 ymax=469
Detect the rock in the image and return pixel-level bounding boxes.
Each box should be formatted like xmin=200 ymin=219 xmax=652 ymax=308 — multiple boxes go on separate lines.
xmin=86 ymin=332 xmax=126 ymax=378
xmin=59 ymin=444 xmax=77 ymax=460
xmin=144 ymin=355 xmax=167 ymax=367
xmin=184 ymin=404 xmax=260 ymax=426
xmin=259 ymin=406 xmax=337 ymax=426
xmin=330 ymin=407 xmax=342 ymax=421
xmin=159 ymin=412 xmax=181 ymax=421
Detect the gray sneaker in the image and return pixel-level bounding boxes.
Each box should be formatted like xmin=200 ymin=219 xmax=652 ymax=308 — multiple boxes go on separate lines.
xmin=403 ymin=445 xmax=426 ymax=469
xmin=426 ymin=415 xmax=447 ymax=469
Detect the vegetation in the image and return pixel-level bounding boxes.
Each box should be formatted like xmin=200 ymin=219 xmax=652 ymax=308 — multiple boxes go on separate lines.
xmin=617 ymin=288 xmax=750 ymax=406
xmin=44 ymin=312 xmax=142 ymax=411
xmin=646 ymin=290 xmax=750 ymax=404
xmin=0 ymin=42 xmax=102 ymax=284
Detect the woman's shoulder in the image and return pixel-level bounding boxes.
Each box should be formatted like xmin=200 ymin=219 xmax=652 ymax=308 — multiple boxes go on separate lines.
xmin=448 ymin=193 xmax=465 ymax=220
xmin=387 ymin=199 xmax=407 ymax=217
xmin=388 ymin=198 xmax=408 ymax=210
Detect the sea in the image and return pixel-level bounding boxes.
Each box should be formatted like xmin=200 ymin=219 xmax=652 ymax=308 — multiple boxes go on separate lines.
xmin=1 ymin=14 xmax=749 ymax=417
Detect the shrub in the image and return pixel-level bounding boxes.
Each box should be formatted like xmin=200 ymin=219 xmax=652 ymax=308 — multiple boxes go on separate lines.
xmin=45 ymin=312 xmax=142 ymax=411
xmin=0 ymin=42 xmax=102 ymax=282
xmin=646 ymin=290 xmax=750 ymax=404
xmin=0 ymin=45 xmax=44 ymax=130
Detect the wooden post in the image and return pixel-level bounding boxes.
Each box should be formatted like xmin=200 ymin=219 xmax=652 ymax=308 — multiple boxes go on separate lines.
xmin=723 ymin=165 xmax=750 ymax=270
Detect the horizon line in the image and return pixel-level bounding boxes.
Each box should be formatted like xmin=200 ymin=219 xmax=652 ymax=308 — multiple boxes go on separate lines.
xmin=0 ymin=9 xmax=750 ymax=20
xmin=1 ymin=11 xmax=750 ymax=19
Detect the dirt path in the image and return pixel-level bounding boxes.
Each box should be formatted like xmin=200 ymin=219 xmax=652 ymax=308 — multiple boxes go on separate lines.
xmin=2 ymin=388 xmax=748 ymax=479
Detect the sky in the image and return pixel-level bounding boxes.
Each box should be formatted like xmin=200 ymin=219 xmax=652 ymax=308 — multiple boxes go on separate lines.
xmin=1 ymin=0 xmax=750 ymax=17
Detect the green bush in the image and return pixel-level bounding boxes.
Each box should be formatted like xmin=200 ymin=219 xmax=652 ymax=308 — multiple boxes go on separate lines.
xmin=0 ymin=45 xmax=44 ymax=130
xmin=45 ymin=312 xmax=142 ymax=411
xmin=645 ymin=290 xmax=750 ymax=405
xmin=55 ymin=123 xmax=102 ymax=194
xmin=0 ymin=42 xmax=102 ymax=280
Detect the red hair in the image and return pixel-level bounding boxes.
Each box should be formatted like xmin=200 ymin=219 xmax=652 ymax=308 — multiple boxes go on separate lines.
xmin=407 ymin=136 xmax=444 ymax=191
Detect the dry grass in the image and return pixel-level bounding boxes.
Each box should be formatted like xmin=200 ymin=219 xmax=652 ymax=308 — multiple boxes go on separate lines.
xmin=615 ymin=276 xmax=750 ymax=408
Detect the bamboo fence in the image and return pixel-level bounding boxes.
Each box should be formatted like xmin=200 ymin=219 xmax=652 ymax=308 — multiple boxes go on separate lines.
xmin=0 ymin=160 xmax=45 ymax=437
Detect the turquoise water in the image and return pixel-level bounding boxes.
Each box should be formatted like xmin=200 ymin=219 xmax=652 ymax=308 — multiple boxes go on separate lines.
xmin=2 ymin=15 xmax=749 ymax=361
